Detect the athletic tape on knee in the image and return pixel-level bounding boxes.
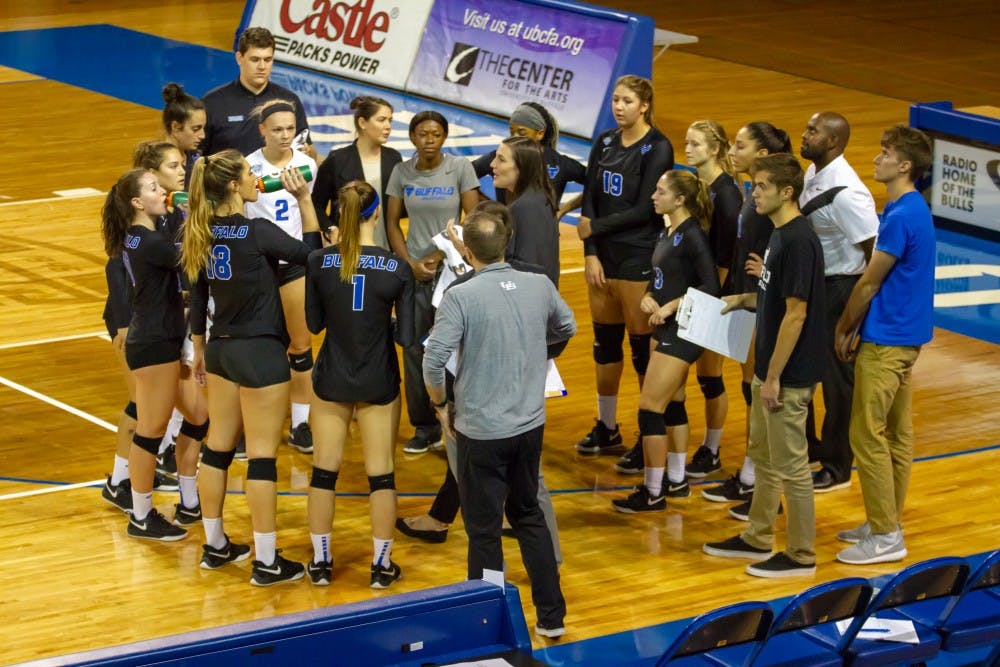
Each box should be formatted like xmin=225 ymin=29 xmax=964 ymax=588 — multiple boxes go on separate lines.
xmin=310 ymin=466 xmax=339 ymax=491
xmin=180 ymin=419 xmax=210 ymax=441
xmin=663 ymin=401 xmax=688 ymax=427
xmin=133 ymin=433 xmax=161 ymax=455
xmin=697 ymin=375 xmax=726 ymax=400
xmin=368 ymin=472 xmax=395 ymax=493
xmin=742 ymin=381 xmax=752 ymax=406
xmin=201 ymin=446 xmax=236 ymax=471
xmin=288 ymin=349 xmax=314 ymax=372
xmin=124 ymin=401 xmax=138 ymax=420
xmin=629 ymin=334 xmax=651 ymax=376
xmin=592 ymin=322 xmax=625 ymax=365
xmin=638 ymin=408 xmax=667 ymax=436
xmin=247 ymin=458 xmax=278 ymax=482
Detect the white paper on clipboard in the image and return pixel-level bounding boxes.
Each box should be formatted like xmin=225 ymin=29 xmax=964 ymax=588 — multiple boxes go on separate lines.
xmin=676 ymin=287 xmax=756 ymax=363
xmin=431 ymin=225 xmax=473 ymax=308
xmin=544 ymin=360 xmax=567 ymax=398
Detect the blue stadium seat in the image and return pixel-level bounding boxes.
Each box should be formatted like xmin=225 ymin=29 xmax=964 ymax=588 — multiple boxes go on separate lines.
xmin=653 ymin=601 xmax=773 ymax=667
xmin=934 ymin=550 xmax=1000 ymax=653
xmin=751 ymin=577 xmax=872 ymax=667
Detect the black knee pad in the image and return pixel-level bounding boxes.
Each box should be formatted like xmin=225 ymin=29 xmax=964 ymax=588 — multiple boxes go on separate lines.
xmin=368 ymin=472 xmax=396 ymax=493
xmin=133 ymin=433 xmax=161 ymax=455
xmin=592 ymin=322 xmax=625 ymax=365
xmin=310 ymin=466 xmax=339 ymax=491
xmin=288 ymin=349 xmax=314 ymax=372
xmin=742 ymin=381 xmax=753 ymax=406
xmin=124 ymin=401 xmax=137 ymax=420
xmin=638 ymin=408 xmax=666 ymax=436
xmin=629 ymin=334 xmax=652 ymax=376
xmin=180 ymin=419 xmax=210 ymax=441
xmin=697 ymin=375 xmax=726 ymax=400
xmin=201 ymin=446 xmax=236 ymax=471
xmin=247 ymin=458 xmax=278 ymax=482
xmin=663 ymin=401 xmax=688 ymax=427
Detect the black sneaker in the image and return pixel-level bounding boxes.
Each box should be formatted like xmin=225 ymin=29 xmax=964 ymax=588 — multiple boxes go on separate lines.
xmin=663 ymin=479 xmax=690 ymax=498
xmin=702 ymin=475 xmax=754 ymax=503
xmin=728 ymin=499 xmax=782 ymax=522
xmin=288 ymin=422 xmax=313 ymax=454
xmin=173 ymin=502 xmax=202 ymax=526
xmin=102 ymin=476 xmax=132 ymax=513
xmin=746 ymin=552 xmax=816 ymax=578
xmin=686 ymin=445 xmax=722 ymax=478
xmin=403 ymin=429 xmax=441 ymax=455
xmin=702 ymin=535 xmax=771 ymax=560
xmin=156 ymin=442 xmax=177 ymax=476
xmin=307 ymin=560 xmax=333 ymax=586
xmin=250 ymin=551 xmax=305 ymax=586
xmin=127 ymin=509 xmax=187 ymax=541
xmin=575 ymin=420 xmax=624 ymax=455
xmin=614 ymin=439 xmax=644 ymax=474
xmin=200 ymin=537 xmax=252 ymax=569
xmin=370 ymin=560 xmax=403 ymax=588
xmin=612 ymin=485 xmax=666 ymax=513
xmin=153 ymin=471 xmax=179 ymax=492
xmin=234 ymin=434 xmax=247 ymax=461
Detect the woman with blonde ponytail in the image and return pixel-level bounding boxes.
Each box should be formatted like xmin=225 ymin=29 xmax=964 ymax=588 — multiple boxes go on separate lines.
xmin=304 ymin=180 xmax=414 ymax=588
xmin=611 ymin=170 xmax=720 ymax=514
xmin=183 ymin=148 xmax=321 ymax=586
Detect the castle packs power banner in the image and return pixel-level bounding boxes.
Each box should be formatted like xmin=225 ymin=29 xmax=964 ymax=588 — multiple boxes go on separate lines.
xmin=246 ymin=0 xmax=434 ymax=87
xmin=405 ymin=0 xmax=627 ymax=137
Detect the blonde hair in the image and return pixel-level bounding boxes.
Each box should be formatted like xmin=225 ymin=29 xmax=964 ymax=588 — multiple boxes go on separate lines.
xmin=665 ymin=170 xmax=713 ymax=233
xmin=181 ymin=149 xmax=244 ymax=283
xmin=336 ymin=180 xmax=378 ymax=283
xmin=688 ymin=120 xmax=738 ymax=182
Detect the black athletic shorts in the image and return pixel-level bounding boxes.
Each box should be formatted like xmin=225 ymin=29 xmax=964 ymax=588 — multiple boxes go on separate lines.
xmin=653 ymin=321 xmax=703 ymax=365
xmin=596 ymin=242 xmax=653 ymax=282
xmin=205 ymin=336 xmax=290 ymax=388
xmin=125 ymin=338 xmax=183 ymax=370
xmin=278 ymin=263 xmax=306 ymax=287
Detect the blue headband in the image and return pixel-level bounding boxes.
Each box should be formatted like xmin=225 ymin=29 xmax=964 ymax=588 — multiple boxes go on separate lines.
xmin=360 ymin=191 xmax=380 ymax=219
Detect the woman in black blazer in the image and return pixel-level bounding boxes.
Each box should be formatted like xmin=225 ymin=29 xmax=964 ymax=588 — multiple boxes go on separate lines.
xmin=312 ymin=96 xmax=401 ymax=249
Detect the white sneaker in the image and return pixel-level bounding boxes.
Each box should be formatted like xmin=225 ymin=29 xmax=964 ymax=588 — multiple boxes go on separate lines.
xmin=837 ymin=530 xmax=907 ymax=565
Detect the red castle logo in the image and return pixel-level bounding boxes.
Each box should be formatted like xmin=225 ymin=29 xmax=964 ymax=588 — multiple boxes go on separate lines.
xmin=279 ymin=0 xmax=391 ymax=53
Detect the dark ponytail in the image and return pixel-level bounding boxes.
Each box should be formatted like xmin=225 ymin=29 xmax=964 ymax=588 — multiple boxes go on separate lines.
xmin=102 ymin=169 xmax=147 ymax=257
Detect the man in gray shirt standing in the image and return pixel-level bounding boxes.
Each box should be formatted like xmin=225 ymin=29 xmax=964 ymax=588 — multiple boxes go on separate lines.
xmin=423 ymin=210 xmax=575 ymax=638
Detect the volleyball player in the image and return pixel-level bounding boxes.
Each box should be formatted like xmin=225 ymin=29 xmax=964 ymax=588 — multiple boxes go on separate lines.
xmin=612 ymin=170 xmax=719 ymax=512
xmin=312 ymin=96 xmax=402 ymax=248
xmin=101 ymin=169 xmax=209 ymax=540
xmin=161 ymin=83 xmax=205 ymax=187
xmin=575 ymin=75 xmax=674 ymax=457
xmin=305 ymin=181 xmax=414 ymax=588
xmin=182 ymin=150 xmax=321 ymax=585
xmin=245 ymin=99 xmax=319 ymax=454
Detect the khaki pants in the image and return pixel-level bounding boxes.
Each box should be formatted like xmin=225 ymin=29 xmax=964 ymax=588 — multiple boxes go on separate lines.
xmin=849 ymin=342 xmax=920 ymax=534
xmin=743 ymin=377 xmax=816 ymax=565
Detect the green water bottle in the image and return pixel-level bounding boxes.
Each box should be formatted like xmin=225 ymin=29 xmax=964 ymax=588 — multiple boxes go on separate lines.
xmin=168 ymin=191 xmax=188 ymax=207
xmin=255 ymin=165 xmax=314 ymax=193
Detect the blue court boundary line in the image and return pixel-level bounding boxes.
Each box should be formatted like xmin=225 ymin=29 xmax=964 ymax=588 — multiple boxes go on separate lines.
xmin=4 ymin=441 xmax=999 ymax=496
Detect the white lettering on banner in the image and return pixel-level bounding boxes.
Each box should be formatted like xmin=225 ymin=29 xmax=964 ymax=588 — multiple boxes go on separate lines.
xmin=931 ymin=138 xmax=1000 ymax=233
xmin=461 ymin=8 xmax=586 ymax=56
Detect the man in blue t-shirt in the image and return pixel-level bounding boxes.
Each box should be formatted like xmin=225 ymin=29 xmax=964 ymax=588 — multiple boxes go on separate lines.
xmin=832 ymin=125 xmax=935 ymax=566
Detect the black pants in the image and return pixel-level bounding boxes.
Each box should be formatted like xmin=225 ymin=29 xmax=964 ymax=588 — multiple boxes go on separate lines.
xmin=818 ymin=274 xmax=860 ymax=481
xmin=456 ymin=424 xmax=565 ymax=628
xmin=429 ymin=467 xmax=460 ymax=524
xmin=402 ymin=280 xmax=438 ymax=432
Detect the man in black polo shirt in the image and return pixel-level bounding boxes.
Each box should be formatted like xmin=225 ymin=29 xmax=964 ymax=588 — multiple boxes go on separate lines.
xmin=201 ymin=27 xmax=315 ymax=159
xmin=703 ymin=154 xmax=826 ymax=578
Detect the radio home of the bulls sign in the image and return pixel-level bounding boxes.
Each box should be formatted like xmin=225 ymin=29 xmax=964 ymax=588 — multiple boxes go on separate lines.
xmin=247 ymin=0 xmax=434 ymax=87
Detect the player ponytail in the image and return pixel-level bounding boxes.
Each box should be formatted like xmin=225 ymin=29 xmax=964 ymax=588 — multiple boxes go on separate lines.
xmin=689 ymin=120 xmax=738 ymax=183
xmin=161 ymin=82 xmax=205 ymax=136
xmin=102 ymin=169 xmax=147 ymax=257
xmin=744 ymin=121 xmax=793 ymax=155
xmin=182 ymin=149 xmax=244 ymax=283
xmin=665 ymin=170 xmax=713 ymax=233
xmin=336 ymin=180 xmax=378 ymax=283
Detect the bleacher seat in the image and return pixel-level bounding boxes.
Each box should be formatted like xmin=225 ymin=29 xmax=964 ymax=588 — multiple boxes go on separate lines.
xmin=653 ymin=600 xmax=773 ymax=667
xmin=934 ymin=550 xmax=1000 ymax=654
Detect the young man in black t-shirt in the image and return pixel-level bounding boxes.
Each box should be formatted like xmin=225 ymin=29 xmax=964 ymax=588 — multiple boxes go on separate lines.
xmin=703 ymin=154 xmax=825 ymax=578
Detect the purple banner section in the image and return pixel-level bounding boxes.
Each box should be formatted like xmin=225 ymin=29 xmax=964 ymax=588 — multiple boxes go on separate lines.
xmin=406 ymin=0 xmax=627 ymax=137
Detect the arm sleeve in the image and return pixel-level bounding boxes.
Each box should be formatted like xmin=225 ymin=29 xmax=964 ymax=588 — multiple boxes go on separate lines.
xmin=873 ymin=210 xmax=905 ymax=259
xmin=779 ymin=236 xmax=818 ymax=302
xmin=423 ymin=291 xmax=464 ymax=389
xmin=386 ymin=164 xmax=403 ymax=199
xmin=457 ymin=157 xmax=481 ymax=193
xmin=256 ymin=220 xmax=314 ymax=265
xmin=394 ymin=262 xmax=416 ymax=347
xmin=104 ymin=256 xmax=132 ymax=330
xmin=546 ymin=283 xmax=577 ymax=343
xmin=589 ymin=139 xmax=673 ymax=238
xmin=561 ymin=153 xmax=587 ymax=185
xmin=689 ymin=230 xmax=722 ymax=297
xmin=472 ymin=151 xmax=495 ymax=179
xmin=304 ymin=252 xmax=325 ymax=335
xmin=151 ymin=234 xmax=180 ymax=269
xmin=189 ymin=272 xmax=209 ymax=335
xmin=311 ymin=153 xmax=337 ymax=231
xmin=581 ymin=138 xmax=604 ymax=257
xmin=711 ymin=181 xmax=743 ymax=269
xmin=832 ymin=187 xmax=879 ymax=245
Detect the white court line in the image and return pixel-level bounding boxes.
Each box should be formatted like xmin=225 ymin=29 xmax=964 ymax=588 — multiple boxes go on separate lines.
xmin=0 ymin=192 xmax=104 ymax=207
xmin=0 ymin=479 xmax=104 ymax=501
xmin=0 ymin=331 xmax=105 ymax=351
xmin=560 ymin=267 xmax=585 ymax=274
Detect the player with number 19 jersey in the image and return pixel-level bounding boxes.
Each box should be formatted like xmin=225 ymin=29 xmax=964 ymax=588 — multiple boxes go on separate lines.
xmin=306 ymin=244 xmax=415 ymax=404
xmin=244 ymin=149 xmax=317 ymax=244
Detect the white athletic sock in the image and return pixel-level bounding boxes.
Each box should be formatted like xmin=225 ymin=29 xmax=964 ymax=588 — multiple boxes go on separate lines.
xmin=111 ymin=455 xmax=130 ymax=485
xmin=160 ymin=409 xmax=183 ymax=454
xmin=667 ymin=452 xmax=687 ymax=484
xmin=131 ymin=490 xmax=153 ymax=521
xmin=291 ymin=402 xmax=310 ymax=428
xmin=740 ymin=457 xmax=756 ymax=486
xmin=596 ymin=395 xmax=617 ymax=430
xmin=373 ymin=537 xmax=393 ymax=567
xmin=254 ymin=531 xmax=277 ymax=566
xmin=178 ymin=475 xmax=199 ymax=508
xmin=203 ymin=517 xmax=226 ymax=549
xmin=311 ymin=533 xmax=331 ymax=564
xmin=644 ymin=466 xmax=665 ymax=497
xmin=702 ymin=429 xmax=723 ymax=454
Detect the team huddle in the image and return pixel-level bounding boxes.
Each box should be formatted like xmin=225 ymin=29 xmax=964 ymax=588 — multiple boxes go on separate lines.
xmin=100 ymin=26 xmax=936 ymax=638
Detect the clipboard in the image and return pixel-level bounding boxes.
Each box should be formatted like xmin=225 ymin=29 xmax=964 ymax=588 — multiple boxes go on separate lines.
xmin=431 ymin=226 xmax=473 ymax=308
xmin=676 ymin=287 xmax=756 ymax=363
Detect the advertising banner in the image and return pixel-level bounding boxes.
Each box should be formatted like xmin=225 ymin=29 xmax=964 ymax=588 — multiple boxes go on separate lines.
xmin=931 ymin=138 xmax=1000 ymax=233
xmin=245 ymin=0 xmax=434 ymax=88
xmin=405 ymin=0 xmax=628 ymax=137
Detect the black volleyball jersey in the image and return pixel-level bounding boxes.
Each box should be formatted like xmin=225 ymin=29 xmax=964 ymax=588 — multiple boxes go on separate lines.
xmin=648 ymin=217 xmax=720 ymax=321
xmin=582 ymin=126 xmax=674 ymax=255
xmin=189 ymin=214 xmax=316 ymax=339
xmin=708 ymin=172 xmax=743 ymax=271
xmin=102 ymin=254 xmax=132 ymax=335
xmin=473 ymin=146 xmax=586 ymax=204
xmin=122 ymin=225 xmax=185 ymax=345
xmin=727 ymin=195 xmax=775 ymax=295
xmin=305 ymin=245 xmax=415 ymax=403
